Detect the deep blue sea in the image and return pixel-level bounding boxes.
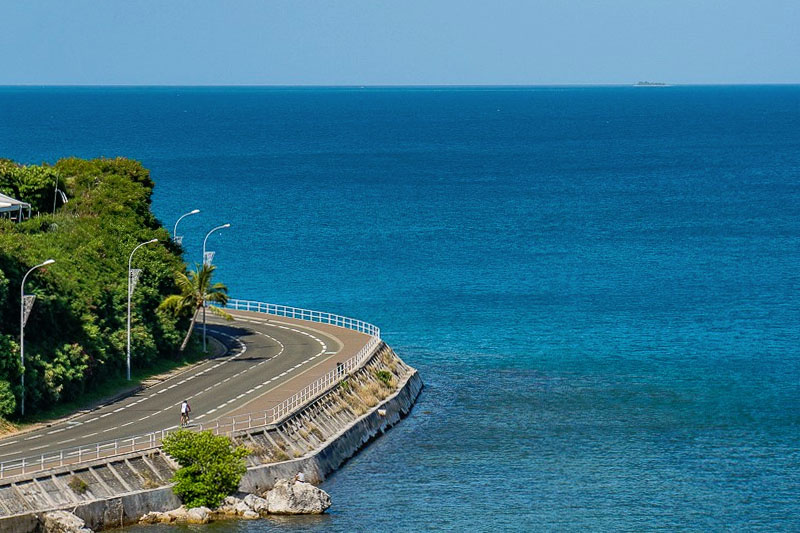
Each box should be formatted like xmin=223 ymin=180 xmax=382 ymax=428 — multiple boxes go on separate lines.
xmin=2 ymin=86 xmax=799 ymax=531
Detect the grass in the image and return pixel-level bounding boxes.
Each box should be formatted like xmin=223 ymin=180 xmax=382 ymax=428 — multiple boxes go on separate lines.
xmin=139 ymin=470 xmax=160 ymax=489
xmin=309 ymin=425 xmax=324 ymax=441
xmin=274 ymin=450 xmax=289 ymax=462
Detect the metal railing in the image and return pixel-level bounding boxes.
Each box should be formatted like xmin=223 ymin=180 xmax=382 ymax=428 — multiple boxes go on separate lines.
xmin=225 ymin=299 xmax=380 ymax=338
xmin=0 ymin=300 xmax=381 ymax=479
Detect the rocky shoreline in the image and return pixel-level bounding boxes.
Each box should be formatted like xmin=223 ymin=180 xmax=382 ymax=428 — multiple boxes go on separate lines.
xmin=0 ymin=347 xmax=422 ymax=533
xmin=44 ymin=479 xmax=331 ymax=532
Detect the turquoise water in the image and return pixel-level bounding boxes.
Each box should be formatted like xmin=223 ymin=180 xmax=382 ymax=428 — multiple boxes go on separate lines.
xmin=2 ymin=86 xmax=799 ymax=531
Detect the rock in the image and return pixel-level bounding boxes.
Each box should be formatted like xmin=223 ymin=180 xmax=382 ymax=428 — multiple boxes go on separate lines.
xmin=42 ymin=511 xmax=94 ymax=533
xmin=186 ymin=506 xmax=211 ymax=524
xmin=138 ymin=511 xmax=162 ymax=524
xmin=166 ymin=506 xmax=188 ymax=522
xmin=242 ymin=510 xmax=259 ymax=519
xmin=264 ymin=479 xmax=332 ymax=514
xmin=234 ymin=501 xmax=251 ymax=515
xmin=243 ymin=493 xmax=270 ymax=515
xmin=216 ymin=496 xmax=243 ymax=515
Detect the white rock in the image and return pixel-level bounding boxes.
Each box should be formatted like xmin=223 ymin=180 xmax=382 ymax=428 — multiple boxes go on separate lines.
xmin=234 ymin=501 xmax=251 ymax=515
xmin=166 ymin=506 xmax=188 ymax=521
xmin=138 ymin=512 xmax=161 ymax=524
xmin=216 ymin=495 xmax=242 ymax=515
xmin=265 ymin=479 xmax=332 ymax=514
xmin=223 ymin=496 xmax=242 ymax=506
xmin=186 ymin=506 xmax=211 ymax=524
xmin=242 ymin=510 xmax=260 ymax=519
xmin=243 ymin=493 xmax=270 ymax=514
xmin=42 ymin=511 xmax=93 ymax=533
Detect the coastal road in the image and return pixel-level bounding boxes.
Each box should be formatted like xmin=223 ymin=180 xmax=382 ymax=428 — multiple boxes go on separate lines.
xmin=0 ymin=310 xmax=372 ymax=465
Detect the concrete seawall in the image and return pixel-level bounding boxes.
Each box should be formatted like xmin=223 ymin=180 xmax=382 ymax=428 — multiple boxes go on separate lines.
xmin=0 ymin=343 xmax=421 ymax=532
xmin=240 ymin=363 xmax=423 ymax=494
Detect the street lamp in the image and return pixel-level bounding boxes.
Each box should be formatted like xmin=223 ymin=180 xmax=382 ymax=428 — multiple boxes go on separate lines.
xmin=127 ymin=239 xmax=158 ymax=381
xmin=20 ymin=259 xmax=55 ymax=416
xmin=172 ymin=209 xmax=200 ymax=245
xmin=201 ymin=223 xmax=230 ymax=352
xmin=202 ymin=223 xmax=230 ymax=267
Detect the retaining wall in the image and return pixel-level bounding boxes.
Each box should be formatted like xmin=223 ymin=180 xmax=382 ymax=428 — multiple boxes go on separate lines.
xmin=0 ymin=344 xmax=421 ymax=532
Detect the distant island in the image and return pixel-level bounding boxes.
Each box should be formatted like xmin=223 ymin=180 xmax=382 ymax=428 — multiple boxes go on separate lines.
xmin=634 ymin=81 xmax=670 ymax=87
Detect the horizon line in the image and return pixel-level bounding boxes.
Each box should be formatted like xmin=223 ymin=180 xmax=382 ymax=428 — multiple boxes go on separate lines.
xmin=1 ymin=82 xmax=800 ymax=89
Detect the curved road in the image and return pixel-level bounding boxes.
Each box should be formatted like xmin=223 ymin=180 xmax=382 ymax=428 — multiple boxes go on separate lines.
xmin=0 ymin=310 xmax=372 ymax=464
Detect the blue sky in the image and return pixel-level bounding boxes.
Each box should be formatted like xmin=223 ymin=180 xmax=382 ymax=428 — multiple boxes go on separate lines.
xmin=1 ymin=0 xmax=798 ymax=85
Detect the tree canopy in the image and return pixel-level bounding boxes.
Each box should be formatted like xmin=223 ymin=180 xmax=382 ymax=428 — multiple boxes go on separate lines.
xmin=159 ymin=263 xmax=232 ymax=352
xmin=162 ymin=429 xmax=249 ymax=509
xmin=0 ymin=158 xmax=193 ymax=417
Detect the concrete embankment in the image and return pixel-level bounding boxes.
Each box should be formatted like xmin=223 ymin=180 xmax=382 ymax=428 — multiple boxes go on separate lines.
xmin=0 ymin=343 xmax=421 ymax=532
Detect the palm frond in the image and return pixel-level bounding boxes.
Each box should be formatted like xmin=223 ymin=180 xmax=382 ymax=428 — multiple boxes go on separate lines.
xmin=208 ymin=306 xmax=233 ymax=321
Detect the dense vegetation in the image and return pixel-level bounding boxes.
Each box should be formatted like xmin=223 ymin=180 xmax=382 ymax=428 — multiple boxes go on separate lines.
xmin=0 ymin=157 xmax=191 ymax=419
xmin=162 ymin=429 xmax=249 ymax=508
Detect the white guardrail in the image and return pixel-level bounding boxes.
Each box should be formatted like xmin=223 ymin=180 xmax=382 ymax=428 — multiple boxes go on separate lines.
xmin=0 ymin=300 xmax=381 ymax=479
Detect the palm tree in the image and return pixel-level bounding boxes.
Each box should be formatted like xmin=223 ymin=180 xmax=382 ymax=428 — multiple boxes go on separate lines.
xmin=159 ymin=264 xmax=232 ymax=352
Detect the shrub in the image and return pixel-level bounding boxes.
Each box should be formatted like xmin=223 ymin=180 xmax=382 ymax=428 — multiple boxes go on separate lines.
xmin=68 ymin=475 xmax=88 ymax=494
xmin=0 ymin=380 xmax=15 ymax=418
xmin=162 ymin=430 xmax=248 ymax=509
xmin=375 ymin=370 xmax=393 ymax=388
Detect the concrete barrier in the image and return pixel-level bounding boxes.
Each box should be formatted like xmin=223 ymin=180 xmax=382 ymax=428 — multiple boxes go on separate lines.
xmin=0 ymin=346 xmax=421 ymax=532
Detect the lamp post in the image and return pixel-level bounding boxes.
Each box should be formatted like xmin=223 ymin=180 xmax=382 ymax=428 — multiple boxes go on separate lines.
xmin=20 ymin=259 xmax=55 ymax=416
xmin=127 ymin=239 xmax=158 ymax=381
xmin=202 ymin=223 xmax=230 ymax=267
xmin=201 ymin=223 xmax=230 ymax=352
xmin=172 ymin=209 xmax=200 ymax=245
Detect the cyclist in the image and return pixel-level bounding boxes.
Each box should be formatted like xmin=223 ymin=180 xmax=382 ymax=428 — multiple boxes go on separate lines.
xmin=180 ymin=400 xmax=191 ymax=427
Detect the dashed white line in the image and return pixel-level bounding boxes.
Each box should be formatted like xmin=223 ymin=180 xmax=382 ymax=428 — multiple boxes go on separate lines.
xmin=4 ymin=316 xmax=339 ymax=456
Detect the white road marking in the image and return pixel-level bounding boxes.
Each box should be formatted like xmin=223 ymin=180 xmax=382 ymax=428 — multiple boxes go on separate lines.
xmin=3 ymin=315 xmax=344 ymax=461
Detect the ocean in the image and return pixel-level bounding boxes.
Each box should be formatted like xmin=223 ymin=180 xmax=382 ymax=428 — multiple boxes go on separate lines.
xmin=1 ymin=86 xmax=799 ymax=531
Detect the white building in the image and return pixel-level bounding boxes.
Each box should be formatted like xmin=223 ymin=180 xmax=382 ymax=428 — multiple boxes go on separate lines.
xmin=0 ymin=192 xmax=31 ymax=222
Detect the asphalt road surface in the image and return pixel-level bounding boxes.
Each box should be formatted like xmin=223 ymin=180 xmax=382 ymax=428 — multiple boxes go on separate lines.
xmin=0 ymin=310 xmax=367 ymax=464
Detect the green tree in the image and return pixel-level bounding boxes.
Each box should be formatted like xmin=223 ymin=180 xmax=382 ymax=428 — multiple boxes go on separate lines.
xmin=158 ymin=264 xmax=232 ymax=352
xmin=0 ymin=380 xmax=16 ymax=418
xmin=0 ymin=158 xmax=187 ymax=418
xmin=162 ymin=429 xmax=249 ymax=509
xmin=0 ymin=161 xmax=61 ymax=214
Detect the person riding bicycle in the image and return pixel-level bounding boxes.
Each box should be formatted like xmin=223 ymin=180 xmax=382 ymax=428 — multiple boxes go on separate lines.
xmin=180 ymin=400 xmax=191 ymax=427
